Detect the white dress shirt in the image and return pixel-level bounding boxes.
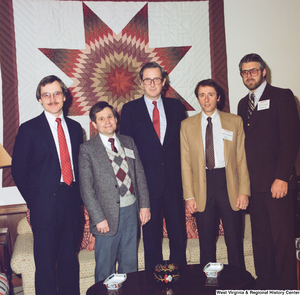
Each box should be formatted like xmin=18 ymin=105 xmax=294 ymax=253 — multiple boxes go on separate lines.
xmin=144 ymin=95 xmax=167 ymax=144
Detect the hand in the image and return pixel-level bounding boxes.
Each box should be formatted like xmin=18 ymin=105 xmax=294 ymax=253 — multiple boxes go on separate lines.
xmin=271 ymin=179 xmax=288 ymax=199
xmin=236 ymin=194 xmax=249 ymax=210
xmin=185 ymin=199 xmax=197 ymax=214
xmin=140 ymin=208 xmax=151 ymax=226
xmin=96 ymin=220 xmax=110 ymax=233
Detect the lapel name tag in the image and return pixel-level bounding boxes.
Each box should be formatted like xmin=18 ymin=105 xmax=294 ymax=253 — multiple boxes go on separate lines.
xmin=257 ymin=99 xmax=270 ymax=111
xmin=221 ymin=129 xmax=233 ymax=141
xmin=124 ymin=148 xmax=135 ymax=159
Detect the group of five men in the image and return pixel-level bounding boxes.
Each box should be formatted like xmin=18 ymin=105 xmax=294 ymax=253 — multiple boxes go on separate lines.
xmin=12 ymin=53 xmax=300 ymax=294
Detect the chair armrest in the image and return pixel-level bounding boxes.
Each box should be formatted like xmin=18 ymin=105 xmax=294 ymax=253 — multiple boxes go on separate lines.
xmin=10 ymin=233 xmax=34 ymax=274
xmin=17 ymin=217 xmax=32 ymax=235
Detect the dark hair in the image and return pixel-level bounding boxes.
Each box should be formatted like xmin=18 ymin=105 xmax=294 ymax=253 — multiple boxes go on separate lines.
xmin=194 ymin=79 xmax=226 ymax=111
xmin=238 ymin=53 xmax=266 ymax=72
xmin=89 ymin=101 xmax=118 ymax=123
xmin=36 ymin=75 xmax=68 ymax=101
xmin=139 ymin=62 xmax=167 ymax=80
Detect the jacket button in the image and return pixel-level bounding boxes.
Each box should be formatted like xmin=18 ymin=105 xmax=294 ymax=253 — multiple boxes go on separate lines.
xmin=115 ymin=185 xmax=118 ymax=188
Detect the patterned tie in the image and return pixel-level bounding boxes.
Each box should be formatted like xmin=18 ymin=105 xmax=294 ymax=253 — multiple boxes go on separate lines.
xmin=56 ymin=118 xmax=73 ymax=186
xmin=205 ymin=117 xmax=215 ymax=170
xmin=152 ymin=101 xmax=160 ymax=139
xmin=247 ymin=92 xmax=255 ymax=119
xmin=108 ymin=138 xmax=118 ymax=153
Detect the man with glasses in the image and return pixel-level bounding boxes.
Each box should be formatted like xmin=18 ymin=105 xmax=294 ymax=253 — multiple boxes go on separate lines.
xmin=120 ymin=62 xmax=187 ymax=270
xmin=12 ymin=75 xmax=83 ymax=295
xmin=238 ymin=53 xmax=300 ymax=289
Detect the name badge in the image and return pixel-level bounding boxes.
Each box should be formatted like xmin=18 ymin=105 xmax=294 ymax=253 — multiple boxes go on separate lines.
xmin=221 ymin=129 xmax=233 ymax=141
xmin=124 ymin=148 xmax=135 ymax=159
xmin=257 ymin=99 xmax=270 ymax=111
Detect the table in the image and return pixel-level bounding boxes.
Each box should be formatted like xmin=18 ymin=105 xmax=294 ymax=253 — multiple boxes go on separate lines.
xmin=86 ymin=264 xmax=255 ymax=295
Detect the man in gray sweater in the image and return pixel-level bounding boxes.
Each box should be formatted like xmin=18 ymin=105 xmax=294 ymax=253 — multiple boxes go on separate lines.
xmin=79 ymin=101 xmax=150 ymax=282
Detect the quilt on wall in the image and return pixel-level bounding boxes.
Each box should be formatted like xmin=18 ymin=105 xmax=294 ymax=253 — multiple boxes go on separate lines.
xmin=0 ymin=0 xmax=229 ymax=187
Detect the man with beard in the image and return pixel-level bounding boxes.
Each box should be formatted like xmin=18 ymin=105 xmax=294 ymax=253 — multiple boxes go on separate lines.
xmin=237 ymin=53 xmax=300 ymax=289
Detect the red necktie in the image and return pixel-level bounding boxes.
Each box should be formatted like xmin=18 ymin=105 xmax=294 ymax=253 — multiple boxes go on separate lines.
xmin=108 ymin=138 xmax=118 ymax=153
xmin=56 ymin=118 xmax=73 ymax=185
xmin=152 ymin=101 xmax=160 ymax=139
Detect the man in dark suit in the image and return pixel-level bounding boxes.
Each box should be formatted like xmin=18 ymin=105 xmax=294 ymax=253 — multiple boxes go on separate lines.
xmin=181 ymin=79 xmax=250 ymax=270
xmin=237 ymin=53 xmax=300 ymax=289
xmin=120 ymin=62 xmax=187 ymax=270
xmin=12 ymin=75 xmax=83 ymax=295
xmin=78 ymin=101 xmax=150 ymax=282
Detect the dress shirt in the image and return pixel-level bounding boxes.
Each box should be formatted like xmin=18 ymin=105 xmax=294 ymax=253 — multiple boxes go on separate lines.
xmin=201 ymin=110 xmax=225 ymax=169
xmin=99 ymin=133 xmax=120 ymax=152
xmin=144 ymin=95 xmax=167 ymax=144
xmin=249 ymin=80 xmax=267 ymax=107
xmin=44 ymin=110 xmax=75 ymax=182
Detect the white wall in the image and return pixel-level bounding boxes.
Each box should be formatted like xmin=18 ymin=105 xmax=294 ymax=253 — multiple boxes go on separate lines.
xmin=1 ymin=0 xmax=300 ymax=205
xmin=224 ymin=0 xmax=300 ymax=113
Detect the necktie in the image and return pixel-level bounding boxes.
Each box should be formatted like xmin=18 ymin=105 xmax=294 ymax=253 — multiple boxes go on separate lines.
xmin=205 ymin=117 xmax=215 ymax=170
xmin=108 ymin=138 xmax=118 ymax=153
xmin=56 ymin=118 xmax=73 ymax=186
xmin=247 ymin=93 xmax=255 ymax=119
xmin=152 ymin=101 xmax=160 ymax=139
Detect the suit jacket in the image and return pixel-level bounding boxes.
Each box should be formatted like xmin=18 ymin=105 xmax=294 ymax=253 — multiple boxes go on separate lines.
xmin=180 ymin=110 xmax=250 ymax=212
xmin=120 ymin=96 xmax=186 ymax=199
xmin=238 ymin=83 xmax=300 ymax=192
xmin=12 ymin=112 xmax=83 ymax=228
xmin=78 ymin=134 xmax=150 ymax=236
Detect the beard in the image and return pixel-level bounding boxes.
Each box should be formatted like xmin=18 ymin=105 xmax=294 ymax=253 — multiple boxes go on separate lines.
xmin=244 ymin=74 xmax=264 ymax=91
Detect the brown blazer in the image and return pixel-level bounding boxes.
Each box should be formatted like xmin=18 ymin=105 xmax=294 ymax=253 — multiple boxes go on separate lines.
xmin=180 ymin=110 xmax=250 ymax=212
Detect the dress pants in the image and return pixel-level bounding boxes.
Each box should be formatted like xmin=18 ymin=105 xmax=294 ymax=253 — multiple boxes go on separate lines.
xmin=195 ymin=168 xmax=245 ymax=269
xmin=249 ymin=187 xmax=297 ymax=289
xmin=94 ymin=201 xmax=138 ymax=283
xmin=32 ymin=183 xmax=80 ymax=295
xmin=142 ymin=189 xmax=187 ymax=270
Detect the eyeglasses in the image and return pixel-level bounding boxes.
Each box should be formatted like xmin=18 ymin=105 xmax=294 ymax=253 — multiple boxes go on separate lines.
xmin=240 ymin=68 xmax=261 ymax=78
xmin=142 ymin=78 xmax=163 ymax=85
xmin=41 ymin=92 xmax=63 ymax=99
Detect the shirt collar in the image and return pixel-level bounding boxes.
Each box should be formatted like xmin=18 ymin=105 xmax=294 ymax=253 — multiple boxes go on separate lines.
xmin=144 ymin=95 xmax=162 ymax=108
xmin=249 ymin=80 xmax=267 ymax=101
xmin=201 ymin=109 xmax=219 ymax=123
xmin=44 ymin=110 xmax=65 ymax=126
xmin=99 ymin=132 xmax=117 ymax=146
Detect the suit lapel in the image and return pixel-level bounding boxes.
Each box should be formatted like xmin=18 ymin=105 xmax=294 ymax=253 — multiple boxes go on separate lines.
xmin=92 ymin=135 xmax=116 ymax=175
xmin=219 ymin=111 xmax=232 ymax=167
xmin=162 ymin=98 xmax=171 ymax=147
xmin=191 ymin=113 xmax=204 ymax=157
xmin=38 ymin=113 xmax=59 ymax=160
xmin=139 ymin=97 xmax=162 ymax=145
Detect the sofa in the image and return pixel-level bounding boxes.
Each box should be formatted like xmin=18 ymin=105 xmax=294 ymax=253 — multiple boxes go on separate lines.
xmin=11 ymin=212 xmax=255 ymax=295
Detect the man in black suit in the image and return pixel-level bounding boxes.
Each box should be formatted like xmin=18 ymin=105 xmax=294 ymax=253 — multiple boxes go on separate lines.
xmin=120 ymin=62 xmax=187 ymax=270
xmin=12 ymin=75 xmax=83 ymax=295
xmin=238 ymin=53 xmax=300 ymax=289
